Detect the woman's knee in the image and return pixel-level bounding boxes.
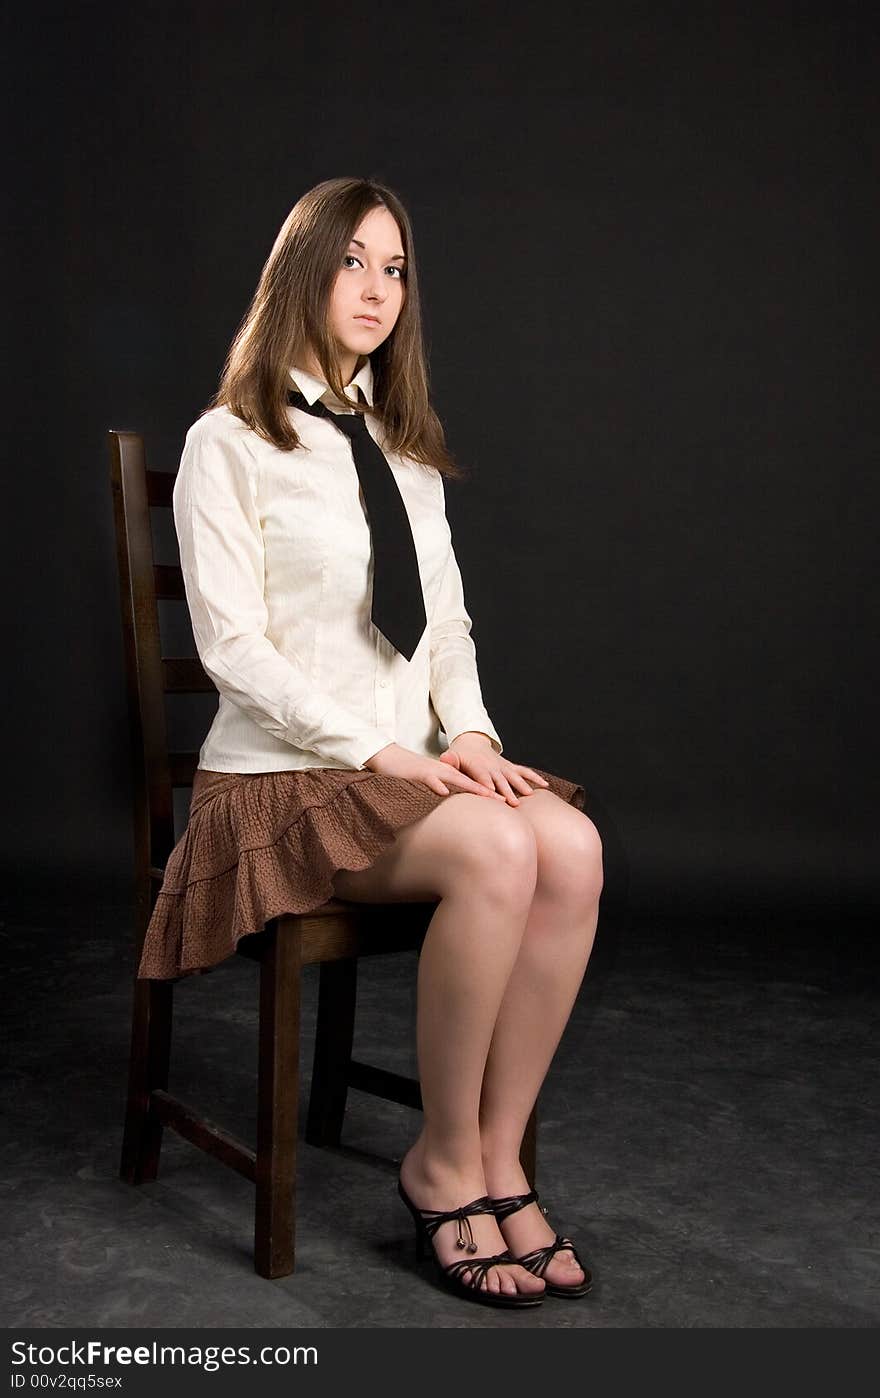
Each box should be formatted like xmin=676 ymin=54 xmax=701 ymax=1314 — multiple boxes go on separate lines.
xmin=441 ymin=794 xmax=539 ymax=904
xmin=528 ymin=802 xmax=604 ymax=906
xmin=330 ymin=790 xmax=537 ymax=905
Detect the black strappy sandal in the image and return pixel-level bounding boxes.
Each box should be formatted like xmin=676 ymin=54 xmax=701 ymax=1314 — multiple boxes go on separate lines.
xmin=397 ymin=1178 xmax=544 ymax=1309
xmin=490 ymin=1189 xmax=593 ymax=1298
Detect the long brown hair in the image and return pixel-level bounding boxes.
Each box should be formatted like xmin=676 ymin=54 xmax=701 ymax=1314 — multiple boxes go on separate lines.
xmin=207 ymin=176 xmax=465 ymax=480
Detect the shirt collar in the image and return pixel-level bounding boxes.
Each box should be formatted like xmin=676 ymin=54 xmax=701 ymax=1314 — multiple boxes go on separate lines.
xmin=288 ymin=356 xmax=374 ymax=408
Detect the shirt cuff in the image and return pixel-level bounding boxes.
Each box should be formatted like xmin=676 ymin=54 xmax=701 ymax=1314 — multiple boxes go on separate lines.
xmin=440 ymin=711 xmax=503 ymax=756
xmin=307 ymin=728 xmax=398 ymax=771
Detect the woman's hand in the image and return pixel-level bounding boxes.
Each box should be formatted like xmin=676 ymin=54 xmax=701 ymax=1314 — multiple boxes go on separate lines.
xmin=363 ymin=742 xmax=508 ymax=800
xmin=442 ymin=731 xmax=551 ymax=807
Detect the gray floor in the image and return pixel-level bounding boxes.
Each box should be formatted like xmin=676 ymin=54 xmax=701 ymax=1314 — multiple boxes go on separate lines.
xmin=2 ymin=897 xmax=877 ymax=1329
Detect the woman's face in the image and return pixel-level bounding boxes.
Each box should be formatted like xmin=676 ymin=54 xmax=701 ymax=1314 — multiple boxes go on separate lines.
xmin=327 ymin=206 xmax=407 ymax=377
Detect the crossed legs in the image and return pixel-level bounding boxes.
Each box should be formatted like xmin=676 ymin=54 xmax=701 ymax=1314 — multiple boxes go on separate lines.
xmin=330 ymin=787 xmax=603 ymax=1297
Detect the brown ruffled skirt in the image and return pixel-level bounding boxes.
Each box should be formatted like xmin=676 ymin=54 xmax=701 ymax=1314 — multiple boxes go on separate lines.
xmin=139 ymin=764 xmax=586 ymax=981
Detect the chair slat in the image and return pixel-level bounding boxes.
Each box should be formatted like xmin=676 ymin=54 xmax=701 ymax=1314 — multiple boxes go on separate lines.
xmin=150 ymin=1090 xmax=256 ymax=1181
xmin=348 ymin=1061 xmax=423 ymax=1110
xmin=168 ymin=751 xmax=200 ymax=786
xmin=108 ymin=431 xmax=174 ymax=887
xmin=162 ymin=657 xmax=214 ymax=693
xmin=146 ymin=469 xmax=175 ymax=507
xmin=154 ymin=564 xmax=186 ymax=600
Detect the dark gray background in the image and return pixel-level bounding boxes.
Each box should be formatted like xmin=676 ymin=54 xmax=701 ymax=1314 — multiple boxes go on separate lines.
xmin=5 ymin=0 xmax=877 ymax=927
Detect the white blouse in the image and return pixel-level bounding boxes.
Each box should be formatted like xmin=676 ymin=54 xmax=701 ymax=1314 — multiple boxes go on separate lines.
xmin=172 ymin=355 xmax=504 ymax=773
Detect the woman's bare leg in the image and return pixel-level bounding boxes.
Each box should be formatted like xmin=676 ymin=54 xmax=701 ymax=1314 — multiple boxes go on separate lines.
xmin=477 ymin=791 xmax=604 ymax=1287
xmin=330 ymin=793 xmax=545 ymax=1297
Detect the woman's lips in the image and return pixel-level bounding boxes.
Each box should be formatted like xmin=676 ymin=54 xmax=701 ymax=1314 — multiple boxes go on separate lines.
xmin=355 ymin=315 xmax=380 ymax=325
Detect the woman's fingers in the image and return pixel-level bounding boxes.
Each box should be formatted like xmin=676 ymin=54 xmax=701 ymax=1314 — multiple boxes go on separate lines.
xmin=506 ymin=770 xmax=538 ymax=795
xmin=494 ymin=774 xmax=520 ymax=805
xmin=469 ymin=765 xmax=526 ymax=803
xmin=423 ymin=758 xmax=543 ymax=803
xmin=498 ymin=765 xmax=552 ymax=798
xmin=450 ymin=772 xmax=505 ymax=799
xmin=473 ymin=764 xmax=549 ymax=805
xmin=520 ymin=767 xmax=551 ymax=787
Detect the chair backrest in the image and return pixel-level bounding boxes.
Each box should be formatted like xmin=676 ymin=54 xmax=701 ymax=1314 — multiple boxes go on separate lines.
xmin=108 ymin=430 xmax=215 ymax=930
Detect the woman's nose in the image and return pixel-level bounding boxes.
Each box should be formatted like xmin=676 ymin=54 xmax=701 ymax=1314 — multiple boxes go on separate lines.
xmin=363 ymin=271 xmax=387 ymax=299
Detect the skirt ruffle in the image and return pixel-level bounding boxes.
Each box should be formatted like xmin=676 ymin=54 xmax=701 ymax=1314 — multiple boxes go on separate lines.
xmin=138 ymin=764 xmax=586 ymax=981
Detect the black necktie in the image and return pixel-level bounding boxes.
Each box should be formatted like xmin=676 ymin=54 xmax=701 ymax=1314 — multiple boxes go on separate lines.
xmin=287 ymin=387 xmax=427 ymax=661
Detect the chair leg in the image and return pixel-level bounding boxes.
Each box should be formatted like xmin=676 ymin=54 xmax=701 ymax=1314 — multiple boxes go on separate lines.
xmin=306 ymin=958 xmax=357 ymax=1148
xmin=120 ymin=976 xmax=173 ymax=1185
xmin=520 ymin=1102 xmax=537 ymax=1189
xmin=255 ymin=921 xmax=301 ymax=1279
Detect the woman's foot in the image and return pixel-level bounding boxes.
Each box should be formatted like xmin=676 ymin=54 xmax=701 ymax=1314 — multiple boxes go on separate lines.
xmin=399 ymin=1139 xmax=545 ymax=1300
xmin=483 ymin=1157 xmax=587 ymax=1291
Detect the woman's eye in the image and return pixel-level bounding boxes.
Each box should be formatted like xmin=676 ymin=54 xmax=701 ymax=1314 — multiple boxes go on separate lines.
xmin=342 ymin=254 xmax=404 ymax=278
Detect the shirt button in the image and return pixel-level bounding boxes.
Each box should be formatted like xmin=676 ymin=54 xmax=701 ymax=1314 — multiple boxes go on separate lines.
xmin=378 ymin=680 xmax=388 ymax=688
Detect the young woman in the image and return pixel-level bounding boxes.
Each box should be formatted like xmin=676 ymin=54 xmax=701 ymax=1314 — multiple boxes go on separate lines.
xmin=141 ymin=176 xmax=604 ymax=1310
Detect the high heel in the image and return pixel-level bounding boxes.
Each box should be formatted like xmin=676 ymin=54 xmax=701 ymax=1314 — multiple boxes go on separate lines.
xmin=490 ymin=1189 xmax=593 ymax=1298
xmin=397 ymin=1177 xmax=544 ymax=1309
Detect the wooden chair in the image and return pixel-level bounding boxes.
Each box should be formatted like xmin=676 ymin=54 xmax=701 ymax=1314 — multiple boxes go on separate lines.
xmin=109 ymin=428 xmax=537 ymax=1279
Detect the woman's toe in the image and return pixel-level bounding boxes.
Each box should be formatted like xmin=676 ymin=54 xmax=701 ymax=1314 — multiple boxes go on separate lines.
xmin=546 ymin=1255 xmax=584 ymax=1287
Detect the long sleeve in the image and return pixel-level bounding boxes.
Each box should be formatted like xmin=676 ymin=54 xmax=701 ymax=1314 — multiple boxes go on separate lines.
xmin=174 ymin=420 xmax=396 ymax=770
xmin=428 ymin=480 xmax=503 ymax=755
